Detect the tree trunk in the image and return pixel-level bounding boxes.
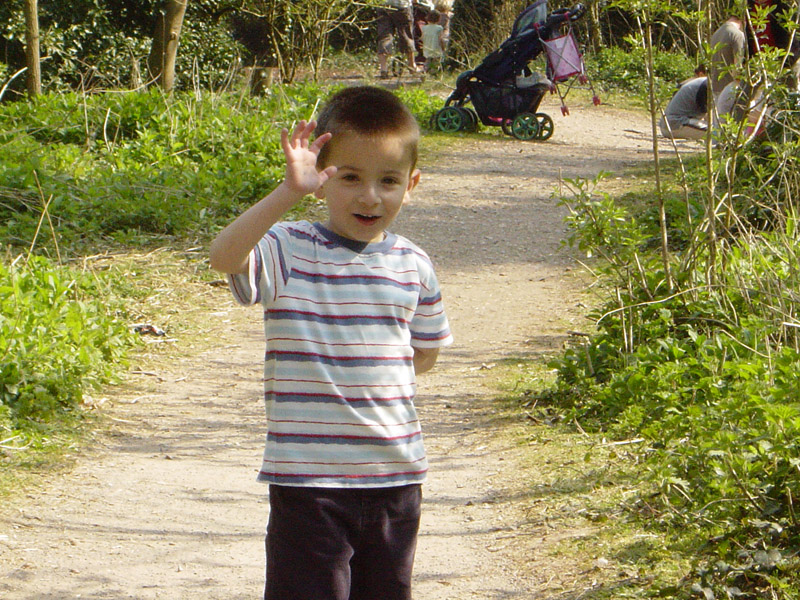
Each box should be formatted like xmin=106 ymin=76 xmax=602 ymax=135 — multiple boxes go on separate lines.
xmin=147 ymin=0 xmax=188 ymax=92
xmin=588 ymin=0 xmax=604 ymax=52
xmin=23 ymin=0 xmax=41 ymax=97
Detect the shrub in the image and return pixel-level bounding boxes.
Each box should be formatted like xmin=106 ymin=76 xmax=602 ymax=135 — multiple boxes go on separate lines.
xmin=0 ymin=256 xmax=136 ymax=429
xmin=587 ymin=45 xmax=696 ymax=98
xmin=0 ymin=87 xmax=331 ymax=253
xmin=548 ymin=167 xmax=800 ymax=597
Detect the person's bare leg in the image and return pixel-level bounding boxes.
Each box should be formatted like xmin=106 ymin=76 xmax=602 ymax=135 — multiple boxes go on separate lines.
xmin=406 ymin=51 xmax=417 ymax=72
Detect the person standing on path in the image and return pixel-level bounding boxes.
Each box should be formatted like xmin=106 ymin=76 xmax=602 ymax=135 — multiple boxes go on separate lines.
xmin=420 ymin=11 xmax=445 ymax=72
xmin=377 ymin=0 xmax=419 ymax=77
xmin=433 ymin=0 xmax=454 ymax=53
xmin=209 ymin=86 xmax=453 ymax=600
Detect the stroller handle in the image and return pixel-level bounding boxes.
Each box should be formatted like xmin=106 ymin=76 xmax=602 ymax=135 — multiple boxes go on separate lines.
xmin=569 ymin=3 xmax=586 ymax=20
xmin=550 ymin=3 xmax=586 ymax=23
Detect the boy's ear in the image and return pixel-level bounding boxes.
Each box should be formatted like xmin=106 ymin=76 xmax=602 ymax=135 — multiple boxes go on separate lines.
xmin=405 ymin=169 xmax=421 ymax=199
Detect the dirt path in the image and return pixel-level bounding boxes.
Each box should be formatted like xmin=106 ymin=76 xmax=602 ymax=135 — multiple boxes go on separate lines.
xmin=1 ymin=96 xmax=660 ymax=599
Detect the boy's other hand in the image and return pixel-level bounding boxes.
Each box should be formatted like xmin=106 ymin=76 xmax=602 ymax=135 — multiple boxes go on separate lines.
xmin=282 ymin=120 xmax=338 ymax=197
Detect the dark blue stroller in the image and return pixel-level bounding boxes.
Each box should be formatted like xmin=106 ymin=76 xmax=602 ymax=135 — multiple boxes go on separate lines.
xmin=431 ymin=1 xmax=598 ymax=140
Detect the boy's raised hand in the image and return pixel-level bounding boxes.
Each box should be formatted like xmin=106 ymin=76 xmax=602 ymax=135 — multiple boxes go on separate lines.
xmin=281 ymin=120 xmax=337 ymax=197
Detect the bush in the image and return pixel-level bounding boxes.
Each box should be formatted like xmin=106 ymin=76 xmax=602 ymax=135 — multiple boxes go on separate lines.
xmin=0 ymin=256 xmax=136 ymax=429
xmin=587 ymin=45 xmax=696 ymax=98
xmin=548 ymin=168 xmax=800 ymax=597
xmin=0 ymin=86 xmax=333 ymax=252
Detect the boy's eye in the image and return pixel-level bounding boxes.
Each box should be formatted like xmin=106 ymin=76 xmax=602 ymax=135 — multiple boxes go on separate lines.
xmin=341 ymin=173 xmax=359 ymax=181
xmin=382 ymin=177 xmax=400 ymax=185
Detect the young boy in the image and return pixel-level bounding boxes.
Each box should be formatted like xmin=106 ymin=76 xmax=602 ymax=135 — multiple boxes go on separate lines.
xmin=420 ymin=10 xmax=445 ymax=72
xmin=209 ymin=86 xmax=452 ymax=600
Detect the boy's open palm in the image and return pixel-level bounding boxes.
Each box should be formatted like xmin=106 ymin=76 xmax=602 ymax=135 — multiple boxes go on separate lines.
xmin=282 ymin=121 xmax=337 ymax=197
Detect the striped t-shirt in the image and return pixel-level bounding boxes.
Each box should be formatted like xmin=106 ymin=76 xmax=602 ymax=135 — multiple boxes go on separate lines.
xmin=228 ymin=221 xmax=453 ymax=488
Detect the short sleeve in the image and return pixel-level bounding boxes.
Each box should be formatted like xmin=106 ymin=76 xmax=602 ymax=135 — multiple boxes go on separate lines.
xmin=227 ymin=225 xmax=292 ymax=307
xmin=410 ymin=261 xmax=453 ymax=349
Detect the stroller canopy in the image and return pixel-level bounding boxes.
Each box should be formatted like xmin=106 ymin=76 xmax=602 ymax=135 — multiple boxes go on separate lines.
xmin=470 ymin=0 xmax=578 ymax=85
xmin=511 ymin=0 xmax=548 ymax=37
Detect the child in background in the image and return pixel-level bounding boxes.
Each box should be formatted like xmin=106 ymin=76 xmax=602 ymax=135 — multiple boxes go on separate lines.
xmin=209 ymin=86 xmax=453 ymax=600
xmin=421 ymin=11 xmax=445 ymax=72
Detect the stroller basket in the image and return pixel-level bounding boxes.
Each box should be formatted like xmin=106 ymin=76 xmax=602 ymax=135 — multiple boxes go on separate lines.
xmin=542 ymin=32 xmax=584 ymax=82
xmin=469 ymin=80 xmax=547 ymax=124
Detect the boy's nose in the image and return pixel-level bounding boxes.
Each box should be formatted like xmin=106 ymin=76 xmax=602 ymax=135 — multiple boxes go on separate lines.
xmin=359 ymin=185 xmax=381 ymax=206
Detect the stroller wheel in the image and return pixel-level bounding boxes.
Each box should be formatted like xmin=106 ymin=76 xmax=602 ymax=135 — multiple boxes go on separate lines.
xmin=461 ymin=107 xmax=479 ymax=132
xmin=434 ymin=107 xmax=465 ymax=133
xmin=428 ymin=112 xmax=438 ymax=130
xmin=510 ymin=112 xmax=540 ymax=141
xmin=501 ymin=119 xmax=514 ymax=136
xmin=534 ymin=113 xmax=554 ymax=141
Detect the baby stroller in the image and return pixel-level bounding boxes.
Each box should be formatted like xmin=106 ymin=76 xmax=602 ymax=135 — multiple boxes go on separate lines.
xmin=431 ymin=0 xmax=599 ymax=141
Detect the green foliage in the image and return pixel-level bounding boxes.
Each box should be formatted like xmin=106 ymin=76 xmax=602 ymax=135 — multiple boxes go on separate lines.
xmin=0 ymin=86 xmax=343 ymax=252
xmin=544 ymin=242 xmax=800 ymax=597
xmin=0 ymin=0 xmax=245 ymax=93
xmin=532 ymin=65 xmax=800 ymax=594
xmin=587 ymin=45 xmax=696 ymax=98
xmin=0 ymin=256 xmax=136 ymax=433
xmin=394 ymin=86 xmax=445 ymax=127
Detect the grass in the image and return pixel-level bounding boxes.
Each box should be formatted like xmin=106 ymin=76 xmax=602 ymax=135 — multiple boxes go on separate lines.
xmin=487 ymin=357 xmax=694 ymax=599
xmin=0 ymin=67 xmax=689 ymax=592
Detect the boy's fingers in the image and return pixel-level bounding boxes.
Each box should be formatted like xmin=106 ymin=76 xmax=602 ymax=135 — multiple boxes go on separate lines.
xmin=318 ymin=166 xmax=338 ymax=185
xmin=280 ymin=128 xmax=291 ymax=152
xmin=288 ymin=120 xmax=308 ymax=146
xmin=310 ymin=132 xmax=333 ymax=153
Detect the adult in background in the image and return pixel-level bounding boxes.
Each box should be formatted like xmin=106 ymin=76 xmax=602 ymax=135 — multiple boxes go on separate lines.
xmin=660 ymin=76 xmax=709 ymax=140
xmin=377 ymin=0 xmax=419 ymax=78
xmin=747 ymin=0 xmax=800 ymax=89
xmin=708 ymin=17 xmax=746 ymax=98
xmin=433 ymin=0 xmax=454 ymax=53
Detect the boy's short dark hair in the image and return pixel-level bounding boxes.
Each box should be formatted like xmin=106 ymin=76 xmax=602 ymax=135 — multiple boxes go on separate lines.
xmin=315 ymin=86 xmax=420 ymax=172
xmin=427 ymin=10 xmax=441 ymax=23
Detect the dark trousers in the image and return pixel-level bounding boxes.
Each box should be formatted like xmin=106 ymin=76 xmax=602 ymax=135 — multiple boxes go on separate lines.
xmin=265 ymin=484 xmax=422 ymax=600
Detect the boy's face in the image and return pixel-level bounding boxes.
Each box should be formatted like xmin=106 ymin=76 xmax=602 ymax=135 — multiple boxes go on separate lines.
xmin=316 ymin=132 xmax=420 ymax=244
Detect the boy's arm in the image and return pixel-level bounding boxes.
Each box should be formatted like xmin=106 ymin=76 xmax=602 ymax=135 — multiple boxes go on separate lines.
xmin=209 ymin=121 xmax=336 ymax=275
xmin=413 ymin=346 xmax=440 ymax=374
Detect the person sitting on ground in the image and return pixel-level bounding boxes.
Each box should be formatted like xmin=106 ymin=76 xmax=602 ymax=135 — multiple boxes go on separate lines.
xmin=660 ymin=76 xmax=709 ymax=140
xmin=209 ymin=86 xmax=453 ymax=600
xmin=421 ymin=10 xmax=445 ymax=72
xmin=377 ymin=0 xmax=419 ymax=77
xmin=709 ymin=16 xmax=746 ymax=98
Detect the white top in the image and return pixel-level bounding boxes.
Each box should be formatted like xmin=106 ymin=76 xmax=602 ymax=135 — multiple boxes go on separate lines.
xmin=421 ymin=23 xmax=444 ymax=58
xmin=228 ymin=221 xmax=453 ymax=488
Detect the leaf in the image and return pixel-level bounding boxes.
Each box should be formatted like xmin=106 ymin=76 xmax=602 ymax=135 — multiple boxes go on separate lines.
xmin=690 ymin=583 xmax=715 ymax=600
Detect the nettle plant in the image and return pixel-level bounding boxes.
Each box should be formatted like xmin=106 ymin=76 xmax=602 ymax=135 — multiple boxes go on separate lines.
xmin=549 ymin=1 xmax=800 ymax=596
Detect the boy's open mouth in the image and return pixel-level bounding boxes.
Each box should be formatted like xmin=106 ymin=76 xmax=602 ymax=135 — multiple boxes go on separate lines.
xmin=354 ymin=214 xmax=380 ymax=225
